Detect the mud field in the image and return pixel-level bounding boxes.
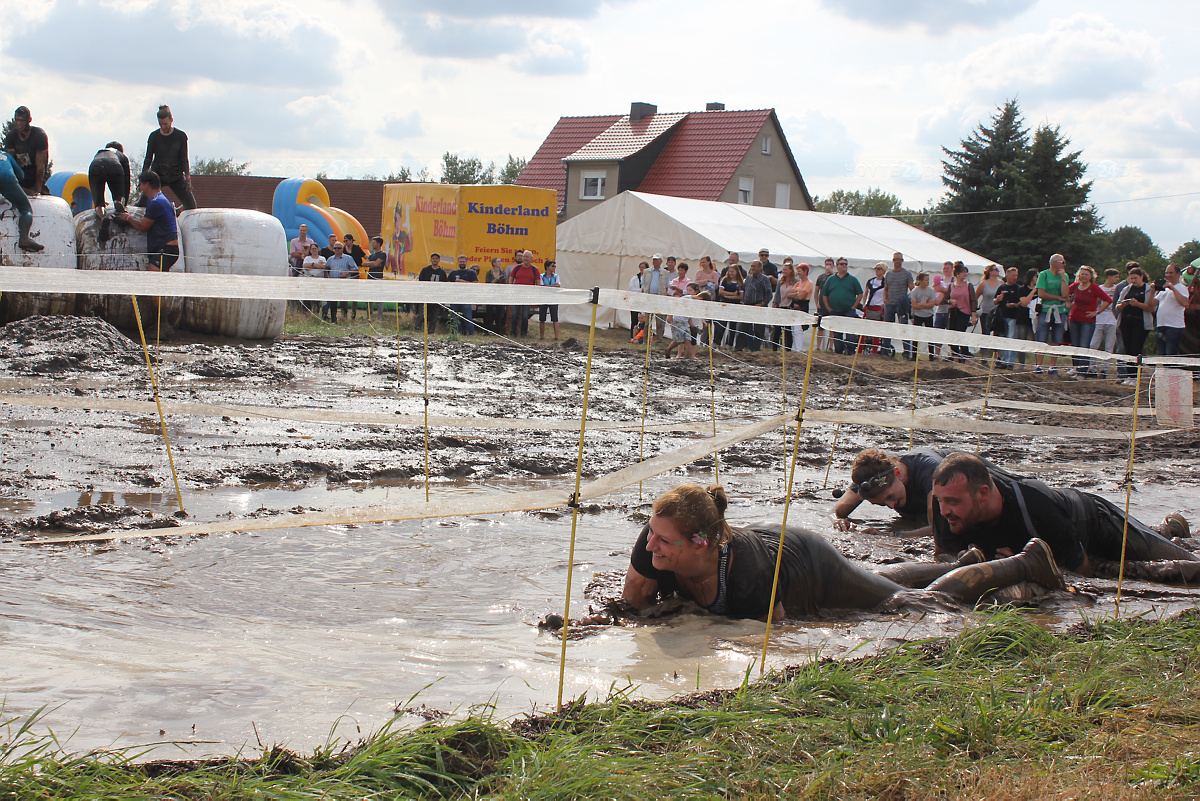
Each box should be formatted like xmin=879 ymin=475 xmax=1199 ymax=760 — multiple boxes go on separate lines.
xmin=1 ymin=315 xmax=1197 ymax=757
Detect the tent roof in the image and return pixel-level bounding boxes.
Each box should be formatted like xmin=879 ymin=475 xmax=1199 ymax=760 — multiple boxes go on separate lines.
xmin=560 ymin=191 xmax=997 ymax=271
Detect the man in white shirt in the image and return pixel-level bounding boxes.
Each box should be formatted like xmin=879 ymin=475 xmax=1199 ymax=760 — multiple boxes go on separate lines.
xmin=1152 ymin=263 xmax=1190 ymax=356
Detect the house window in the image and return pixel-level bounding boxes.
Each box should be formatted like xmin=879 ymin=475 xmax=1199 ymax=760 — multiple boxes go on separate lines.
xmin=580 ymin=171 xmax=606 ymax=200
xmin=738 ymin=177 xmax=753 ymax=205
xmin=775 ymin=183 xmax=790 ymax=209
xmin=761 ymin=135 xmax=771 ymax=155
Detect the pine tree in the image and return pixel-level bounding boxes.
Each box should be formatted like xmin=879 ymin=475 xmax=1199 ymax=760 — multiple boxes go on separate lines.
xmin=932 ymin=99 xmax=1032 ymax=262
xmin=1023 ymin=124 xmax=1100 ymax=269
xmin=932 ymin=100 xmax=1104 ymax=275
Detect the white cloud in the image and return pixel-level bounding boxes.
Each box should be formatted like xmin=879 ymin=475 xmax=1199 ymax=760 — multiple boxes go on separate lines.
xmin=953 ymin=14 xmax=1161 ymax=104
xmin=508 ymin=23 xmax=590 ymax=76
xmin=820 ymin=0 xmax=1037 ymax=32
xmin=6 ymin=0 xmax=338 ymax=89
xmin=780 ymin=110 xmax=859 ymax=178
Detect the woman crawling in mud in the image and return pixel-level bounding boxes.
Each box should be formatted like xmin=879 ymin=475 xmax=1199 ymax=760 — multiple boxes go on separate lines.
xmin=620 ymin=484 xmax=1065 ymax=622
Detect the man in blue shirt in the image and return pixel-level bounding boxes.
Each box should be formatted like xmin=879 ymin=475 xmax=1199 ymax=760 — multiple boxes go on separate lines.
xmin=116 ymin=171 xmax=178 ymax=272
xmin=322 ymin=241 xmax=357 ymax=323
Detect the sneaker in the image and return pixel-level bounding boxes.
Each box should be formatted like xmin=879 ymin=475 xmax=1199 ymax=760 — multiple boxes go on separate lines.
xmin=1022 ymin=538 xmax=1066 ymax=590
xmin=1034 ymin=367 xmax=1043 ymax=374
xmin=1048 ymin=369 xmax=1060 ymax=376
xmin=1121 ymin=378 xmax=1137 ymax=386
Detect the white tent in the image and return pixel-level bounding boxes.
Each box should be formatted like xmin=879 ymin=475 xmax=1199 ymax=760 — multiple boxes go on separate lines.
xmin=555 ymin=191 xmax=998 ymax=327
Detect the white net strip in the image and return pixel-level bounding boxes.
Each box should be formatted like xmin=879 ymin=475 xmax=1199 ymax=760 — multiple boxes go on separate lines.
xmin=0 ymin=267 xmax=592 ymax=305
xmin=4 ymin=266 xmax=1197 ymax=367
xmin=29 ymin=415 xmax=790 ymax=545
xmin=0 ymin=393 xmax=742 ymax=434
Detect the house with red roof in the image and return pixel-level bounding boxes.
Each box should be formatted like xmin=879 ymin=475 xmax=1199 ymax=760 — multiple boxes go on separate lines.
xmin=516 ymin=102 xmax=814 ymax=221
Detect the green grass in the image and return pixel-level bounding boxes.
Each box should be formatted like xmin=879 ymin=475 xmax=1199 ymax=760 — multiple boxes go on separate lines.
xmin=5 ymin=610 xmax=1200 ymax=799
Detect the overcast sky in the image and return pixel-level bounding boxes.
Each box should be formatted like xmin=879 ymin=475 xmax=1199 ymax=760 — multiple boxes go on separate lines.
xmin=4 ymin=0 xmax=1198 ymax=254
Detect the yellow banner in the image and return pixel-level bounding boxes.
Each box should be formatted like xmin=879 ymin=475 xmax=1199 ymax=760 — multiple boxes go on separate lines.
xmin=380 ymin=184 xmax=557 ymax=278
xmin=457 ymin=185 xmax=557 ymax=270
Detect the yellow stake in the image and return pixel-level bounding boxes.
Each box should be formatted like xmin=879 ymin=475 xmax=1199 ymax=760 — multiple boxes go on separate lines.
xmin=975 ymin=352 xmax=998 ymax=453
xmin=129 ymin=294 xmax=185 ymax=515
xmin=908 ymin=339 xmax=921 ymax=450
xmin=423 ymin=304 xmax=430 ymax=503
xmin=709 ymin=320 xmax=719 ymax=484
xmin=822 ymin=334 xmax=865 ymax=489
xmin=557 ymin=293 xmax=600 ymax=711
xmin=1115 ymin=361 xmax=1144 ymax=614
xmin=637 ymin=312 xmax=653 ymax=502
xmin=760 ymin=323 xmax=817 ymax=673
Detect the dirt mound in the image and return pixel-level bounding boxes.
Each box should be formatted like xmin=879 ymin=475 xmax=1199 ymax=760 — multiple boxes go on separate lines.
xmin=186 ymin=355 xmax=294 ymax=383
xmin=0 ymin=315 xmax=143 ymax=373
xmin=0 ymin=504 xmax=181 ymax=543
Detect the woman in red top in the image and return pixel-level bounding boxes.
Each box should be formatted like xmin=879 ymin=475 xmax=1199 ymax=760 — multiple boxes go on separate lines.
xmin=508 ymin=250 xmax=541 ymax=337
xmin=1067 ymin=266 xmax=1111 ymax=377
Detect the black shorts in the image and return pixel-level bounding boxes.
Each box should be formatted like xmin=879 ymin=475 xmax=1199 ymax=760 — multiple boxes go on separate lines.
xmin=149 ymin=244 xmax=179 ymax=272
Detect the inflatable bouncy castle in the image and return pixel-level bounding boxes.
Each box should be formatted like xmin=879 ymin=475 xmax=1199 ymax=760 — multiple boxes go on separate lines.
xmin=47 ymin=171 xmax=93 ymax=216
xmin=273 ymin=178 xmax=368 ymax=253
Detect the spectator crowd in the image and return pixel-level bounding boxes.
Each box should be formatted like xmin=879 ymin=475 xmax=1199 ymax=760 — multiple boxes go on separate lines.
xmin=627 ymin=248 xmax=1200 ymax=374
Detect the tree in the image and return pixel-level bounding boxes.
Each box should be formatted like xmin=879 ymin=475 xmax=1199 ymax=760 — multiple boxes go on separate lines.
xmin=381 ymin=166 xmax=430 ymax=183
xmin=1170 ymin=239 xmax=1200 ymax=267
xmin=192 ymin=157 xmax=250 ymax=176
xmin=814 ymin=187 xmax=907 ymax=217
xmin=1099 ymin=225 xmax=1156 ymax=262
xmin=439 ymin=152 xmax=495 ymax=185
xmin=1022 ymin=124 xmax=1101 ymax=268
xmin=499 ymin=155 xmax=527 ymax=185
xmin=931 ymin=100 xmax=1104 ymax=275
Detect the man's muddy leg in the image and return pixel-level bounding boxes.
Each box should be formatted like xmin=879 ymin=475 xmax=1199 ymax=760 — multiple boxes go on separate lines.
xmin=927 ymin=539 xmax=1065 ymax=604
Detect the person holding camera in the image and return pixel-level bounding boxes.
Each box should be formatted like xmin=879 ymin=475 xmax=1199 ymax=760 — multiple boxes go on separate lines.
xmin=1152 ymin=263 xmax=1190 ymax=356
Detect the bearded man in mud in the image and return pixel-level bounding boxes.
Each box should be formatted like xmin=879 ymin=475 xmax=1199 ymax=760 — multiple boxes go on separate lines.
xmin=620 ymin=484 xmax=1065 ymax=623
xmin=930 ymin=453 xmax=1198 ymax=583
xmin=832 ymin=447 xmax=1022 ymax=537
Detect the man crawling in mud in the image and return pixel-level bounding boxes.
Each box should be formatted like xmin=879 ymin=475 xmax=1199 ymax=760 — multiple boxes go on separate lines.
xmin=832 ymin=447 xmax=1022 ymax=536
xmin=617 ymin=484 xmax=1065 ymax=623
xmin=930 ymin=452 xmax=1198 ymax=583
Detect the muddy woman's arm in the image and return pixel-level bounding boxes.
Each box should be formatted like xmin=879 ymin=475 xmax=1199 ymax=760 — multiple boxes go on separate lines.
xmin=622 ymin=564 xmax=658 ymax=607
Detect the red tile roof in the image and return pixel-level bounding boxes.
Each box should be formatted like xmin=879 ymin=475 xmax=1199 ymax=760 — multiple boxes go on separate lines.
xmin=186 ymin=175 xmax=387 ymax=235
xmin=565 ymin=113 xmax=687 ymax=162
xmin=638 ymin=110 xmax=788 ymax=202
xmin=515 ymin=114 xmax=622 ymax=212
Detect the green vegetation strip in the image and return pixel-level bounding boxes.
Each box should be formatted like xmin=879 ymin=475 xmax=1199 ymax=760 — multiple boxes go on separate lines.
xmin=5 ymin=610 xmax=1200 ymax=799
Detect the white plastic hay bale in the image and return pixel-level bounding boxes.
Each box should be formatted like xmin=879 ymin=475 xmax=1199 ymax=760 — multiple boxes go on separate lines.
xmin=0 ymin=195 xmax=77 ymax=322
xmin=179 ymin=208 xmax=287 ymax=340
xmin=1152 ymin=367 xmax=1194 ymax=427
xmin=74 ymin=207 xmax=184 ymax=332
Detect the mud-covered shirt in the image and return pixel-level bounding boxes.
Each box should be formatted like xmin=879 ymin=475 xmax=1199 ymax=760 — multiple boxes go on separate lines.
xmin=630 ymin=524 xmax=899 ymax=619
xmin=143 ymin=128 xmax=189 ymax=183
xmin=931 ymin=477 xmax=1088 ymax=570
xmin=3 ymin=126 xmax=48 ymax=187
xmin=896 ymin=448 xmax=954 ymax=519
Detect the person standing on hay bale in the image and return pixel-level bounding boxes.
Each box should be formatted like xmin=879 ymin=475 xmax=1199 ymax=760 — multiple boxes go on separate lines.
xmin=930 ymin=453 xmax=1199 ymax=584
xmin=620 ymin=484 xmax=1066 ymax=622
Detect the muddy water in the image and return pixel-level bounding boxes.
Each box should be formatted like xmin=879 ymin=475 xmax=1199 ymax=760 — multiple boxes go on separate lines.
xmin=1 ymin=319 xmax=1197 ymax=757
xmin=1 ymin=469 xmax=1196 ymax=759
